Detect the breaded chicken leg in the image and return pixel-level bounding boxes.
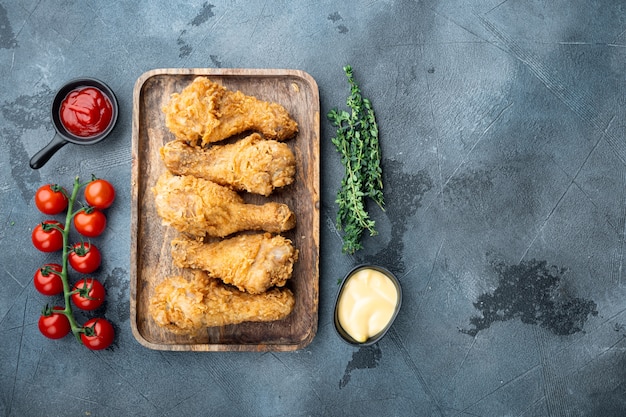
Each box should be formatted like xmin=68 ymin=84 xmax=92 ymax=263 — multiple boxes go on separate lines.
xmin=149 ymin=272 xmax=295 ymax=335
xmin=152 ymin=172 xmax=296 ymax=238
xmin=171 ymin=233 xmax=298 ymax=294
xmin=160 ymin=134 xmax=296 ymax=196
xmin=162 ymin=76 xmax=298 ymax=146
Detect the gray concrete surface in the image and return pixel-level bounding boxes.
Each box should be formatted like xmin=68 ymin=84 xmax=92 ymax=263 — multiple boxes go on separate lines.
xmin=1 ymin=1 xmax=626 ymax=416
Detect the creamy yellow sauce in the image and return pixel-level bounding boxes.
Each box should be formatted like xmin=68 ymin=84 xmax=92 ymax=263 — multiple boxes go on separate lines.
xmin=337 ymin=268 xmax=399 ymax=343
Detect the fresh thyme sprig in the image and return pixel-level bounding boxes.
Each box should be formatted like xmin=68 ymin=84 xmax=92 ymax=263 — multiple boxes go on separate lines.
xmin=328 ymin=65 xmax=384 ymax=254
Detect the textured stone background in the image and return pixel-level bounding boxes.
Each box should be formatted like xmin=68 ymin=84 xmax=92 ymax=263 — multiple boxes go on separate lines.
xmin=1 ymin=1 xmax=625 ymax=416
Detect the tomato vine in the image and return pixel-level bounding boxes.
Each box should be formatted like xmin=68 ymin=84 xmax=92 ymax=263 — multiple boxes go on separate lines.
xmin=33 ymin=176 xmax=115 ymax=350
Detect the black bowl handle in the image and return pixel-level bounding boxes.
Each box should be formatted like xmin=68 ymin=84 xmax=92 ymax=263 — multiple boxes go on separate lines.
xmin=29 ymin=133 xmax=68 ymax=169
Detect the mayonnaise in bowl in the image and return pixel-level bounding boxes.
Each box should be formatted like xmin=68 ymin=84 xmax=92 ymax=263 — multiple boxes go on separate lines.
xmin=334 ymin=265 xmax=402 ymax=346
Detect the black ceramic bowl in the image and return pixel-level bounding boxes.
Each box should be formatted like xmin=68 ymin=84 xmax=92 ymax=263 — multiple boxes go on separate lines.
xmin=333 ymin=264 xmax=402 ymax=347
xmin=29 ymin=78 xmax=118 ymax=169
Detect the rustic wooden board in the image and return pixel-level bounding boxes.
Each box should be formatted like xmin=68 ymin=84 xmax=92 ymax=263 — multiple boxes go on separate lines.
xmin=130 ymin=68 xmax=320 ymax=351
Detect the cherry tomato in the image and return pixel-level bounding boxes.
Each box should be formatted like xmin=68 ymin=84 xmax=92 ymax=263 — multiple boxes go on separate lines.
xmin=71 ymin=278 xmax=106 ymax=310
xmin=38 ymin=307 xmax=71 ymax=339
xmin=33 ymin=264 xmax=64 ymax=296
xmin=84 ymin=178 xmax=115 ymax=209
xmin=73 ymin=208 xmax=107 ymax=237
xmin=68 ymin=242 xmax=101 ymax=274
xmin=34 ymin=184 xmax=68 ymax=215
xmin=81 ymin=318 xmax=114 ymax=350
xmin=32 ymin=221 xmax=64 ymax=252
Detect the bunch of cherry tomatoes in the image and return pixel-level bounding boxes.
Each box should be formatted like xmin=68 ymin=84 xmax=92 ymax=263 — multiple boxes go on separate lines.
xmin=32 ymin=176 xmax=116 ymax=350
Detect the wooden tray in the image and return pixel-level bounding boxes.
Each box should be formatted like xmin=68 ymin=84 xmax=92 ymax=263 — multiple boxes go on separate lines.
xmin=130 ymin=68 xmax=320 ymax=351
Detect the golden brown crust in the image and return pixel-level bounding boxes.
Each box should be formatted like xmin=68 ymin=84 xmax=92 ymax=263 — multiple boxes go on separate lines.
xmin=171 ymin=233 xmax=298 ymax=294
xmin=149 ymin=272 xmax=295 ymax=335
xmin=152 ymin=172 xmax=296 ymax=238
xmin=150 ymin=77 xmax=301 ymax=335
xmin=162 ymin=76 xmax=298 ymax=146
xmin=160 ymin=134 xmax=296 ymax=196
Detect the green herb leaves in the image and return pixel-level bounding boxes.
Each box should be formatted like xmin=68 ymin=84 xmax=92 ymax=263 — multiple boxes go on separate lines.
xmin=328 ymin=65 xmax=384 ymax=254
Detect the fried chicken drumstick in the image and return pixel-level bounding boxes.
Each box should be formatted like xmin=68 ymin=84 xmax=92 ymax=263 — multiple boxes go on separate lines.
xmin=162 ymin=76 xmax=298 ymax=146
xmin=149 ymin=271 xmax=295 ymax=335
xmin=160 ymin=133 xmax=296 ymax=196
xmin=152 ymin=172 xmax=296 ymax=238
xmin=171 ymin=233 xmax=298 ymax=294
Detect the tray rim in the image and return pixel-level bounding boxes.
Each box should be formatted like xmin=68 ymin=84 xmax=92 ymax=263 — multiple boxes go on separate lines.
xmin=130 ymin=67 xmax=320 ymax=351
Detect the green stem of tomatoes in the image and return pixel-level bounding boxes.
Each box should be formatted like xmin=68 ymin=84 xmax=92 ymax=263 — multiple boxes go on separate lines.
xmin=59 ymin=176 xmax=84 ymax=342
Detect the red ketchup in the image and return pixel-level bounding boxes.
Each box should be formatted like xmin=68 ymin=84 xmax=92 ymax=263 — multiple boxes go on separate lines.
xmin=59 ymin=87 xmax=113 ymax=138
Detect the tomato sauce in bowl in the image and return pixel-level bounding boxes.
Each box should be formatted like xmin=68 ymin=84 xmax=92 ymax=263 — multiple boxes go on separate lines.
xmin=29 ymin=77 xmax=118 ymax=169
xmin=60 ymin=87 xmax=113 ymax=138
